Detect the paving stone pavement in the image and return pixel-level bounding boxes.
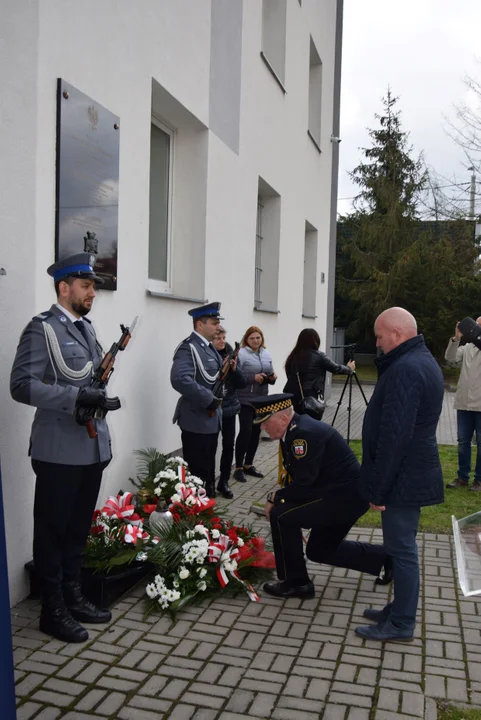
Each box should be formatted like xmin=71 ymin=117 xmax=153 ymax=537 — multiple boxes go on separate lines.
xmin=12 ymin=391 xmax=476 ymax=720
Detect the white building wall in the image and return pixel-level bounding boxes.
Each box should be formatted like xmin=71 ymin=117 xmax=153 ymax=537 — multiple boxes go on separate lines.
xmin=0 ymin=0 xmax=341 ymax=603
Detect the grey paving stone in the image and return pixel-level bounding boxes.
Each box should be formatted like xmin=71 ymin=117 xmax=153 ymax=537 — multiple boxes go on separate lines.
xmin=15 ymin=672 xmax=46 ymax=697
xmin=401 ymin=691 xmax=425 ymax=717
xmin=16 ymin=703 xmax=43 ymax=720
xmin=249 ymin=692 xmax=278 ymax=717
xmin=29 ymin=689 xmax=76 ymax=707
xmin=166 ymin=705 xmax=197 ymax=720
xmin=74 ymin=688 xmax=107 ymax=712
xmin=277 ymin=695 xmax=324 ymax=714
xmin=447 ymin=677 xmax=469 ymax=702
xmin=377 ymin=688 xmax=401 ymax=710
xmin=181 ymin=691 xmax=225 ymax=709
xmin=127 ymin=695 xmax=173 ymax=713
xmin=347 ymin=709 xmax=370 ymax=720
xmin=138 ymin=674 xmax=169 ymax=696
xmin=34 ymin=708 xmax=62 ymax=720
xmin=73 ymin=661 xmax=107 ymax=685
xmin=95 ymin=691 xmax=127 ymax=716
xmin=323 ymin=704 xmax=347 ymax=720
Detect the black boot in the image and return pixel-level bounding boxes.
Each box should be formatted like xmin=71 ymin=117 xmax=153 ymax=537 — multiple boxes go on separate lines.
xmin=39 ymin=591 xmax=89 ymax=643
xmin=375 ymin=556 xmax=393 ymax=586
xmin=63 ymin=581 xmax=112 ymax=624
xmin=216 ymin=479 xmax=234 ymax=499
xmin=205 ymin=482 xmax=216 ymax=499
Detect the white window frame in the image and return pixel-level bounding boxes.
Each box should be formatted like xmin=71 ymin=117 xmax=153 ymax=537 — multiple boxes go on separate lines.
xmin=147 ymin=114 xmax=175 ymax=295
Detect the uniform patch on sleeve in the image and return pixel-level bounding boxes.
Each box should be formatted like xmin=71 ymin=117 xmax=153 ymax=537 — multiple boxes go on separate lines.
xmin=292 ymin=439 xmax=307 ymax=458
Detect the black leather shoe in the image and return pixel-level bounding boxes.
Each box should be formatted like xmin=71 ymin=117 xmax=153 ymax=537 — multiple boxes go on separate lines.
xmin=217 ymin=482 xmax=234 ymax=499
xmin=63 ymin=582 xmax=111 ymax=624
xmin=205 ymin=483 xmax=216 ymax=499
xmin=233 ymin=469 xmax=247 ymax=483
xmin=40 ymin=594 xmax=88 ymax=643
xmin=363 ymin=606 xmax=391 ymax=623
xmin=263 ymin=580 xmax=315 ymax=599
xmin=244 ymin=466 xmax=264 ymax=478
xmin=375 ymin=556 xmax=393 ymax=586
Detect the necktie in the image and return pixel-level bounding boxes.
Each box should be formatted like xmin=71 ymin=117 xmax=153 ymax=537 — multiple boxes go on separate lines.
xmin=74 ymin=320 xmax=89 ymax=344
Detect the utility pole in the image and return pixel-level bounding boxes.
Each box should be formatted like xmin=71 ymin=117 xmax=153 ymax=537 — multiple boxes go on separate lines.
xmin=468 ymin=166 xmax=476 ymax=220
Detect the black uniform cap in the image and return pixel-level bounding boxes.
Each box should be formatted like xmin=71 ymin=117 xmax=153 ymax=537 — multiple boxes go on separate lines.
xmin=188 ymin=302 xmax=224 ymax=320
xmin=250 ymin=393 xmax=294 ymax=424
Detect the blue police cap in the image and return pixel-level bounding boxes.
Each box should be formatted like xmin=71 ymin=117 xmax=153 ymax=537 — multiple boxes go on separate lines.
xmin=47 ymin=252 xmax=104 ymax=284
xmin=188 ymin=302 xmax=224 ymax=320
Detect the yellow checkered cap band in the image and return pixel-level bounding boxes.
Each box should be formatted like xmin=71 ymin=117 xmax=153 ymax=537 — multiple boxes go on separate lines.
xmin=254 ymin=398 xmax=292 ymax=416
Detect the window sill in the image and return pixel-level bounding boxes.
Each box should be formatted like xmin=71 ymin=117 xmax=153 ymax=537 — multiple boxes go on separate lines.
xmin=307 ymin=130 xmax=322 ymax=154
xmin=253 ymin=306 xmax=280 ymax=314
xmin=147 ymin=289 xmax=207 ymax=304
xmin=302 ymin=314 xmax=317 ymax=319
xmin=260 ymin=52 xmax=287 ymax=95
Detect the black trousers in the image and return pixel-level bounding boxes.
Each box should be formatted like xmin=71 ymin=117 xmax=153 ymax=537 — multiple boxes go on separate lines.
xmin=235 ymin=405 xmax=261 ymax=467
xmin=219 ymin=414 xmax=237 ymax=485
xmin=32 ymin=459 xmax=107 ymax=598
xmin=181 ymin=430 xmax=219 ymax=489
xmin=270 ymin=495 xmax=387 ymax=586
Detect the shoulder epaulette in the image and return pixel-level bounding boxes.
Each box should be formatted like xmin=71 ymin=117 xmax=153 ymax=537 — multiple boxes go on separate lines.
xmin=173 ymin=337 xmax=191 ymax=358
xmin=32 ymin=311 xmax=53 ymax=322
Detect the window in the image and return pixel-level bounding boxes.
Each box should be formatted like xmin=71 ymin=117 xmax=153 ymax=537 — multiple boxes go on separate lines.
xmin=255 ymin=178 xmax=281 ymax=312
xmin=261 ymin=0 xmax=287 ymax=89
xmin=148 ymin=116 xmax=174 ymax=289
xmin=308 ymin=37 xmax=322 ymax=150
xmin=302 ymin=222 xmax=318 ymax=318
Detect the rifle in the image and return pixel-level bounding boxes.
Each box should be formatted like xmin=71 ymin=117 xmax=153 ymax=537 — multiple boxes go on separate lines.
xmin=209 ymin=342 xmax=240 ymax=416
xmin=83 ymin=317 xmax=138 ymax=439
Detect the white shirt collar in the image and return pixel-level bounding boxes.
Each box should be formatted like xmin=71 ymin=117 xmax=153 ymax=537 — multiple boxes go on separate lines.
xmin=56 ymin=303 xmax=81 ymax=324
xmin=193 ymin=330 xmax=211 ymax=347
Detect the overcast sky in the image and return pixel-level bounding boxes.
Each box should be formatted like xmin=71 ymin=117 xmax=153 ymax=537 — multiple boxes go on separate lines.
xmin=338 ymin=0 xmax=481 ymax=217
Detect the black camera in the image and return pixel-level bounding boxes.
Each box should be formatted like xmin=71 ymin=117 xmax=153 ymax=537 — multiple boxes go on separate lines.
xmin=458 ymin=317 xmax=481 ymax=350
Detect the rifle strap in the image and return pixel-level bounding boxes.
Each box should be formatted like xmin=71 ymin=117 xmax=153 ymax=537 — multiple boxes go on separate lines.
xmin=42 ymin=322 xmax=93 ymax=383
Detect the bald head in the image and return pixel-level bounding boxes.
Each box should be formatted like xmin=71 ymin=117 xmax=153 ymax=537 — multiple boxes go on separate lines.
xmin=374 ymin=307 xmax=418 ymax=354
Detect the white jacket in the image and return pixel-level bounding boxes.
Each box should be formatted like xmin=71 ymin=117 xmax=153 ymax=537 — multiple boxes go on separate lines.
xmin=445 ymin=338 xmax=481 ymax=411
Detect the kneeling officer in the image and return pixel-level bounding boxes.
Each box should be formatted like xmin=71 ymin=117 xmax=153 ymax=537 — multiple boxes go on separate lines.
xmin=10 ymin=253 xmax=121 ymax=643
xmin=250 ymin=394 xmax=389 ymax=598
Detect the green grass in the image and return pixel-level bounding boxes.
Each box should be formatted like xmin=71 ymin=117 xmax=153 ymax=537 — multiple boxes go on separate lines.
xmin=437 ymin=703 xmax=481 ymax=720
xmin=350 ymin=441 xmax=480 ymax=534
xmin=333 ymin=363 xmax=459 ymax=386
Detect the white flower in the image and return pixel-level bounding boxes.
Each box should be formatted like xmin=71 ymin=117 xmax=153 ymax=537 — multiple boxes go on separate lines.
xmin=196 ymin=557 xmax=204 ymax=565
xmin=167 ymin=456 xmax=187 ymax=466
xmin=185 ymin=495 xmax=197 ymax=507
xmin=211 ymin=529 xmax=220 ymax=539
xmin=175 ymin=483 xmax=186 ymax=493
xmin=173 ymin=580 xmax=179 ymax=588
xmin=146 ymin=583 xmax=157 ymax=599
xmin=237 ymin=538 xmax=244 ymax=547
xmin=179 ymin=567 xmax=190 ymax=580
xmin=136 ymin=552 xmax=148 ymax=562
xmin=159 ymin=599 xmax=169 ymax=609
xmin=170 ymin=494 xmax=181 ymax=504
xmin=197 ymin=568 xmax=207 ymax=578
xmin=154 ymin=487 xmax=162 ymax=496
xmin=194 ymin=525 xmax=208 ymax=536
xmin=197 ymin=581 xmax=207 ymax=591
xmin=188 ymin=476 xmax=203 ymax=486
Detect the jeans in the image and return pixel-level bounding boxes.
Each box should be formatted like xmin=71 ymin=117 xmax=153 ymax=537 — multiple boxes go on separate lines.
xmin=235 ymin=405 xmax=261 ymax=468
xmin=457 ymin=410 xmax=481 ymax=482
xmin=219 ymin=414 xmax=237 ymax=484
xmin=381 ymin=506 xmax=421 ymax=631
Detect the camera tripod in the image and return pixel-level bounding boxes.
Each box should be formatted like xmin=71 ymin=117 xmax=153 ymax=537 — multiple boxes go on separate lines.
xmin=330 ymin=343 xmax=369 ymax=444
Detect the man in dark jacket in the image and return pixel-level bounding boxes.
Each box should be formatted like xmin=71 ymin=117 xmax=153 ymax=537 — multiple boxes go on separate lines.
xmin=213 ymin=326 xmax=247 ymax=498
xmin=355 ymin=307 xmax=444 ymax=643
xmin=251 ymin=394 xmax=389 ymax=599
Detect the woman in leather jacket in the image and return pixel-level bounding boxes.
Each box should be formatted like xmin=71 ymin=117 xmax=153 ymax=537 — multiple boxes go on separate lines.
xmin=284 ymin=328 xmax=355 ymax=414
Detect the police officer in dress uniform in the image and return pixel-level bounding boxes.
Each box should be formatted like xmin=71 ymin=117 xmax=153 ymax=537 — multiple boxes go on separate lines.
xmin=171 ymin=302 xmax=224 ymax=498
xmin=10 ymin=253 xmax=122 ymax=643
xmin=249 ymin=394 xmax=391 ymax=599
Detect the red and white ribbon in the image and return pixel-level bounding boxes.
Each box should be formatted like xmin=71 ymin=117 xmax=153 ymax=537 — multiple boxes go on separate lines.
xmin=123 ymin=524 xmax=150 ymax=544
xmin=102 ymin=492 xmax=135 ymax=520
xmin=207 ymin=532 xmax=259 ymax=602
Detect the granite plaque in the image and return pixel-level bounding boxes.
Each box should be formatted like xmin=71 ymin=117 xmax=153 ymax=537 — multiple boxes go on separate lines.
xmin=55 ymin=79 xmax=120 ymax=290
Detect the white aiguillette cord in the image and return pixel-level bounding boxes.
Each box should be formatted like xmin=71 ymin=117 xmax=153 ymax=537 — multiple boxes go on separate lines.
xmin=189 ymin=343 xmax=220 ymax=385
xmin=42 ymin=321 xmax=93 ymax=383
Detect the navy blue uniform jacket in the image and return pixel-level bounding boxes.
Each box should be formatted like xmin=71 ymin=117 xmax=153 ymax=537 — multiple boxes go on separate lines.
xmin=360 ymin=334 xmax=444 ymax=508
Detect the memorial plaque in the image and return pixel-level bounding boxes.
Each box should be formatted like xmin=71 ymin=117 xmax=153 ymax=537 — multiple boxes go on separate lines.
xmin=55 ymin=79 xmax=120 ymax=290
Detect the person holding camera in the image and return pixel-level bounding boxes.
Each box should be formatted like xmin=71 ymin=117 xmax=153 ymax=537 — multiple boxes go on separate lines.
xmin=284 ymin=328 xmax=355 ymax=419
xmin=445 ymin=317 xmax=481 ymax=491
xmin=233 ymin=326 xmax=276 ymax=483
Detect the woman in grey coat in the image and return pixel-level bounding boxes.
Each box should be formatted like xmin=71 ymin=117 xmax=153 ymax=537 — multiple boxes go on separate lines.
xmin=233 ymin=325 xmax=276 ymax=483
